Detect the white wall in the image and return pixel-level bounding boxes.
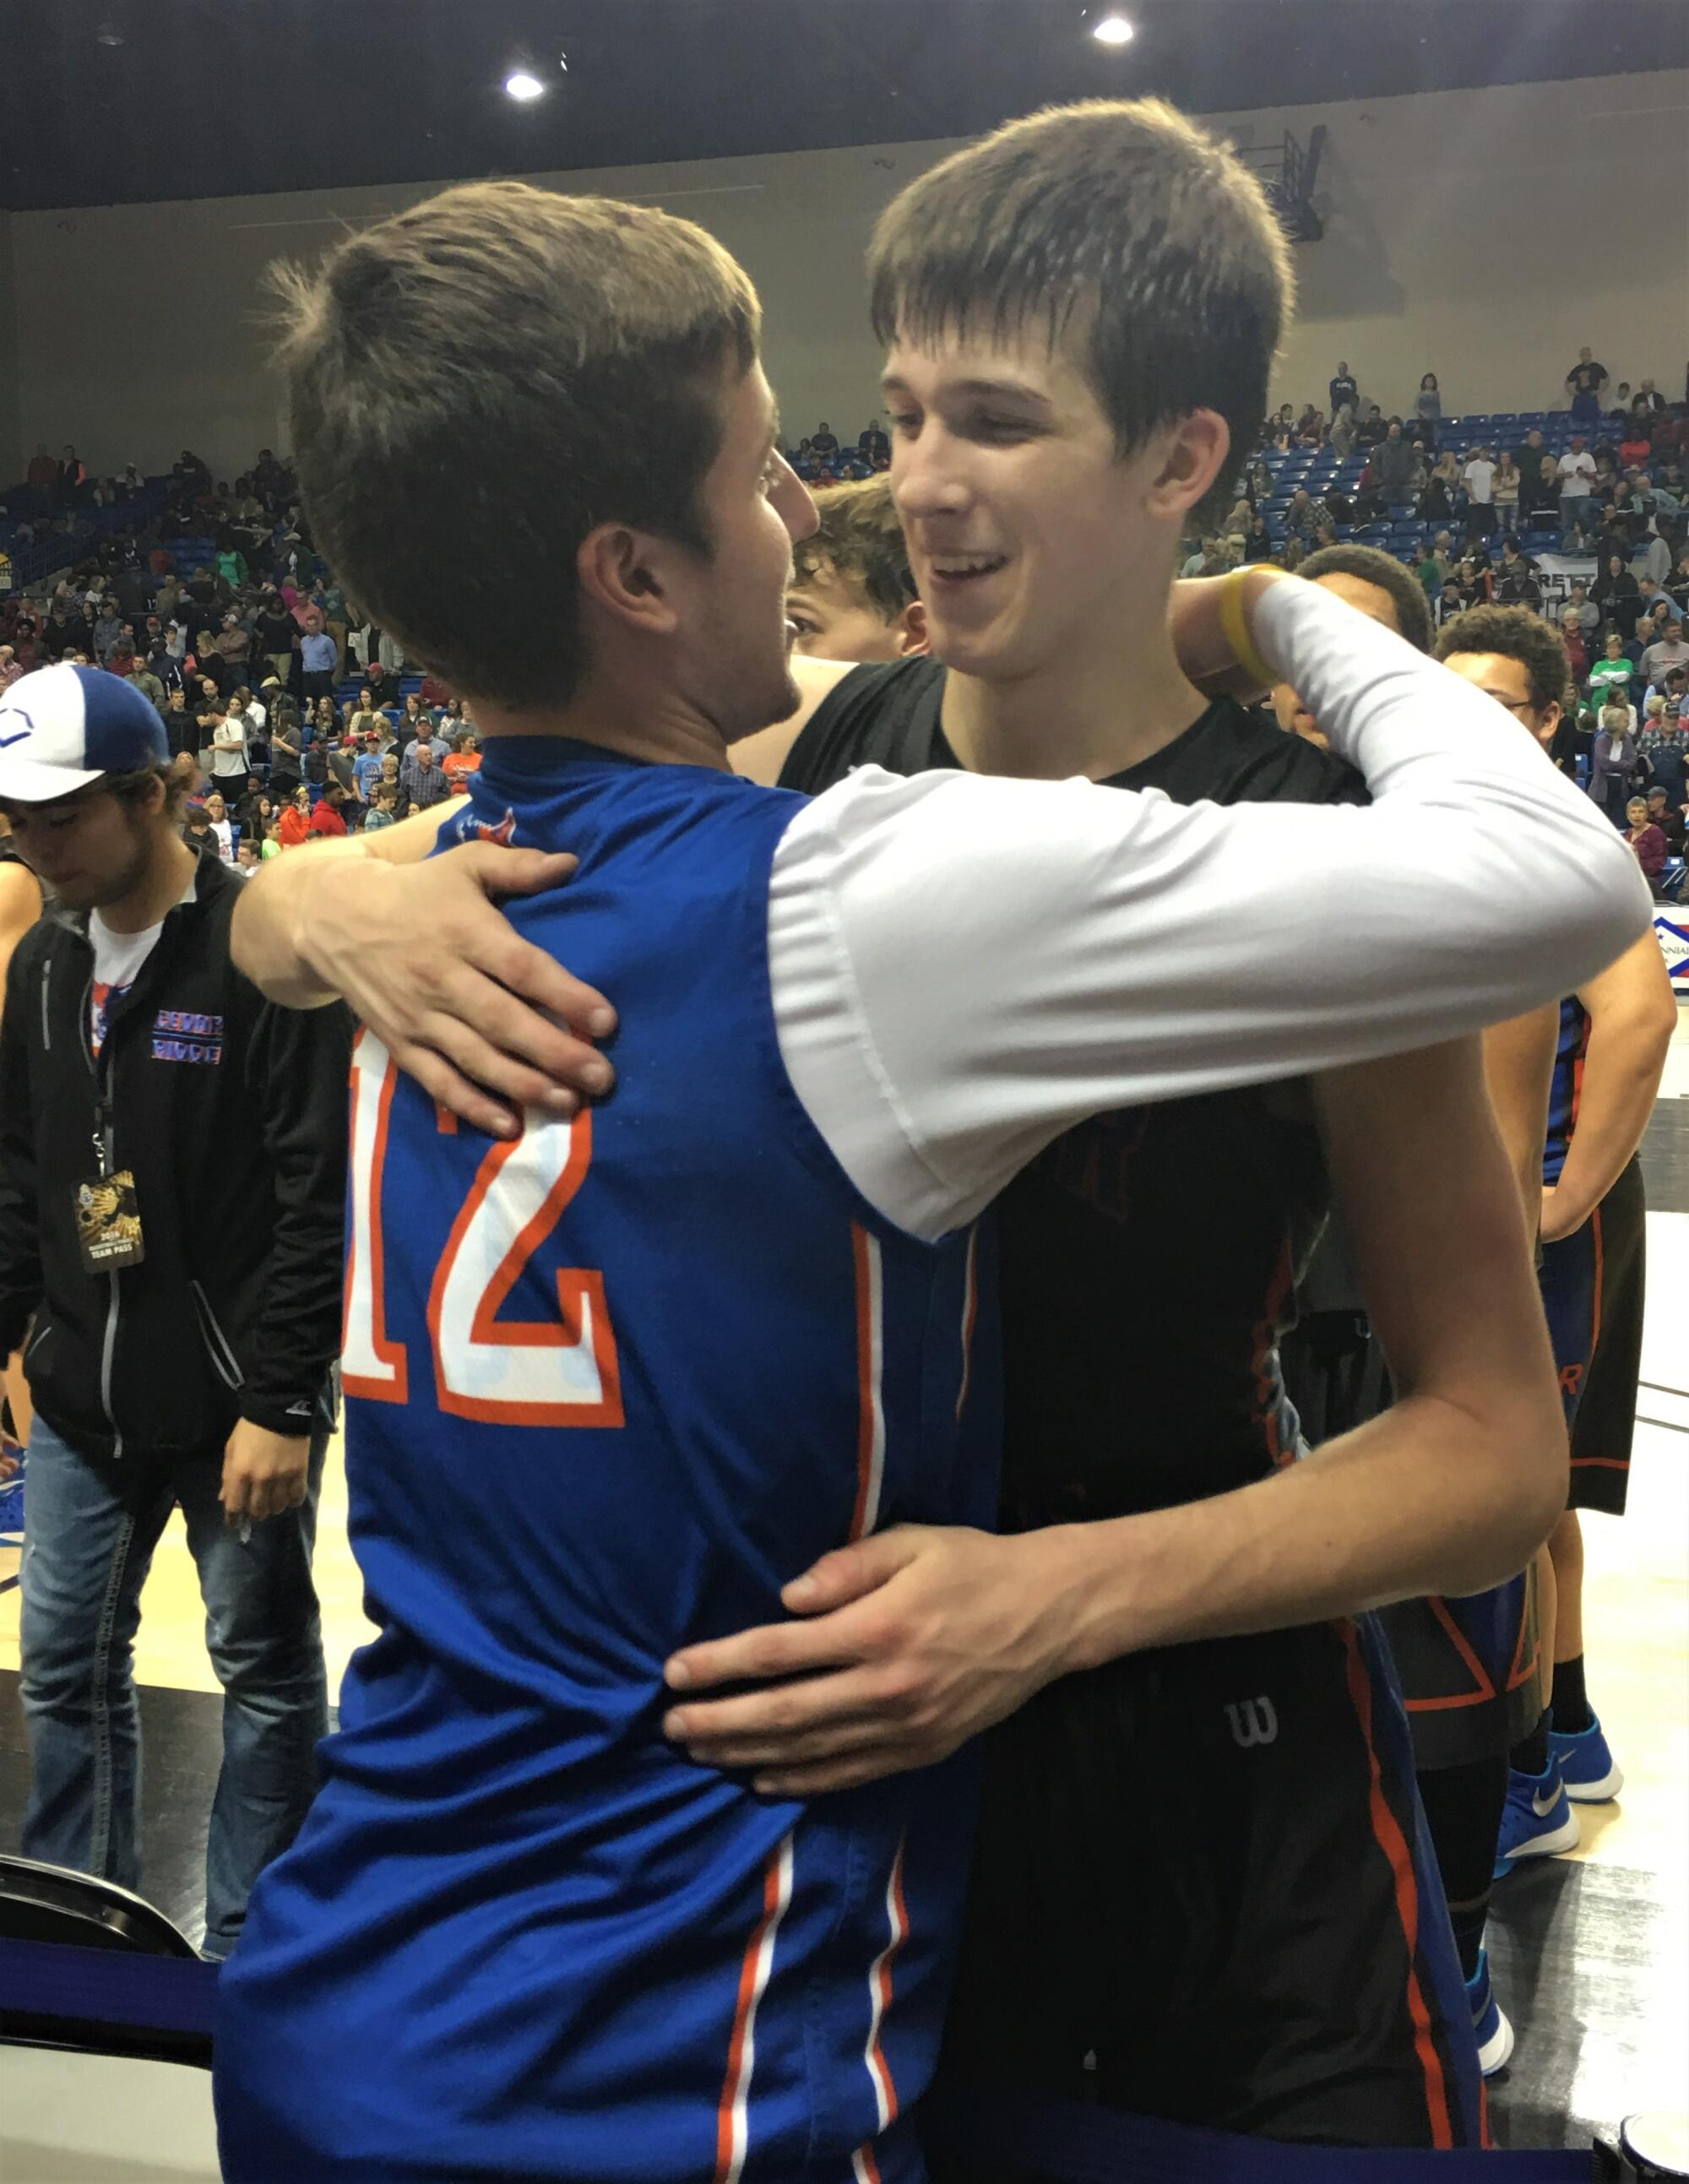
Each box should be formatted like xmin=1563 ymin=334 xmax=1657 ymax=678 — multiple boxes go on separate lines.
xmin=1228 ymin=70 xmax=1689 ymax=421
xmin=14 ymin=68 xmax=1687 ymax=485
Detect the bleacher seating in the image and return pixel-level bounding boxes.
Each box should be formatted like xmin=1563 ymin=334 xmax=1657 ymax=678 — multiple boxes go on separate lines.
xmin=1246 ymin=403 xmax=1657 ymax=562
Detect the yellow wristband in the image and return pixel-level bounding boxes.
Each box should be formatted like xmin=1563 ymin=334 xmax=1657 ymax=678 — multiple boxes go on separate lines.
xmin=1218 ymin=567 xmax=1278 ymax=693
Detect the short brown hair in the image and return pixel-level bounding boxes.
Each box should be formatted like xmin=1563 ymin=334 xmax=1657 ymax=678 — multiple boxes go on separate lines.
xmin=1436 ymin=606 xmax=1571 ymax=715
xmin=869 ymin=98 xmax=1293 ymax=524
xmin=103 ymin=752 xmax=198 ymax=826
xmin=791 ymin=478 xmax=917 ymax=622
xmin=271 ymin=181 xmax=761 ymax=709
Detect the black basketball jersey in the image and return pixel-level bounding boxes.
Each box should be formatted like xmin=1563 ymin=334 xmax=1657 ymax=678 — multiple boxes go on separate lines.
xmin=781 ymin=658 xmax=1369 ymax=1524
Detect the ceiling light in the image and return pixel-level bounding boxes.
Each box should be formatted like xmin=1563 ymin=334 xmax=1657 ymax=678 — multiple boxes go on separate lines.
xmin=1092 ymin=15 xmax=1135 ymax=44
xmin=504 ymin=70 xmax=546 ymax=101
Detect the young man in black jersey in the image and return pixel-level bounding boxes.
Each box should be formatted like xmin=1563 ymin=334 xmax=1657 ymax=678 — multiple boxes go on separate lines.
xmin=660 ymin=105 xmax=1578 ymax=2150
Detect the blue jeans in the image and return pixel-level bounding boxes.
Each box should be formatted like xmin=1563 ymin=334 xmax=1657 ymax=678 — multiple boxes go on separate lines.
xmin=18 ymin=1413 xmax=329 ymax=1959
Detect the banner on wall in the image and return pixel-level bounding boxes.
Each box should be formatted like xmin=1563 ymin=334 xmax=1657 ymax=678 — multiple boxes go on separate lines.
xmin=1655 ymin=907 xmax=1689 ymax=990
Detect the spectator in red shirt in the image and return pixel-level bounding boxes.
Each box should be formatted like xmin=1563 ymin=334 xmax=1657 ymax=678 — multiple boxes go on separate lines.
xmin=307 ymin=782 xmax=352 ymax=839
xmin=442 ymin=732 xmax=481 ymax=785
xmin=277 ymin=788 xmax=314 ymax=848
xmin=1624 ymin=796 xmax=1667 ymax=883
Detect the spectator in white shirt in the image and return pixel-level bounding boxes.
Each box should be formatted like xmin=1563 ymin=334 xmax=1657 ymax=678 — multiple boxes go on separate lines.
xmin=204 ymin=790 xmax=237 ymax=864
xmin=1556 ymin=437 xmax=1597 ymax=531
xmin=1462 ymin=445 xmax=1496 ymax=541
xmin=210 ymin=704 xmax=251 ymax=798
xmin=1642 ymin=626 xmax=1689 ymax=688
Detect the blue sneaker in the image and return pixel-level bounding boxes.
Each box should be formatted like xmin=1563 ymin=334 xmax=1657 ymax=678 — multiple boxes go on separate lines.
xmin=1549 ymin=1714 xmax=1623 ymax=1802
xmin=1493 ymin=1755 xmax=1581 ymax=1879
xmin=1465 ymin=1949 xmax=1514 ymax=2077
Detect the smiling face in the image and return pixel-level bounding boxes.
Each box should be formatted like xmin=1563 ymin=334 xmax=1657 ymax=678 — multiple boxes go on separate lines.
xmin=882 ymin=330 xmax=1203 ymax=684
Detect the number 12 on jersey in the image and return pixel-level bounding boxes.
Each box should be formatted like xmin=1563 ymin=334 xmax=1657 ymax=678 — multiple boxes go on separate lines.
xmin=342 ymin=1030 xmax=625 ymax=1427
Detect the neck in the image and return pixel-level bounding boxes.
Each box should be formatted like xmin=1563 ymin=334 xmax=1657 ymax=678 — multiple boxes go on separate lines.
xmin=469 ymin=675 xmax=734 ymax=774
xmin=98 ymin=828 xmax=198 ymax=935
xmin=938 ymin=594 xmax=1208 ymax=782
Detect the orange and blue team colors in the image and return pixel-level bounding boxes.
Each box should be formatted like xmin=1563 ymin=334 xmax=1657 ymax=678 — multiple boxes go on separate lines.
xmin=213 ymin=738 xmax=997 ymax=2184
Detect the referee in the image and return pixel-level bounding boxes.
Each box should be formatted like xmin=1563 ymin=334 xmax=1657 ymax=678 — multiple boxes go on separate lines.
xmin=0 ymin=665 xmax=351 ymax=1959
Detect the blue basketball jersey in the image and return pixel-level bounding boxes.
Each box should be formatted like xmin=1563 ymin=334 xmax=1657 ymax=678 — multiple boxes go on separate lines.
xmin=1541 ymin=995 xmax=1590 ymax=1187
xmin=215 ymin=740 xmax=997 ymax=2184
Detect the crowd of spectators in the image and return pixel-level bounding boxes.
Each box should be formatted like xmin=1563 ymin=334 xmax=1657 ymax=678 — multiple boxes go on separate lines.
xmin=0 ymin=444 xmax=484 ymax=867
xmin=1179 ymin=354 xmax=1689 ymax=880
xmin=787 ymin=418 xmax=891 ymax=484
xmin=3 ymin=369 xmax=1686 ymax=881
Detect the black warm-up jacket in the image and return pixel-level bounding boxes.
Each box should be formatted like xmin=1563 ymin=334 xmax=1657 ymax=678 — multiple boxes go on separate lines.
xmin=0 ymin=853 xmax=352 ymax=1461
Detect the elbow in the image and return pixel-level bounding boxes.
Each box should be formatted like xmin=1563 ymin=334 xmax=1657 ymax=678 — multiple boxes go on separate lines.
xmin=1533 ymin=852 xmax=1653 ymax=999
xmin=1420 ymin=1380 xmax=1567 ymax=1597
xmin=1644 ymin=990 xmax=1681 ymax=1061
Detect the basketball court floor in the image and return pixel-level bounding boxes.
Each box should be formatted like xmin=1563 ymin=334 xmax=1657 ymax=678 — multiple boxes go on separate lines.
xmin=2 ymin=1008 xmax=1685 ymax=2167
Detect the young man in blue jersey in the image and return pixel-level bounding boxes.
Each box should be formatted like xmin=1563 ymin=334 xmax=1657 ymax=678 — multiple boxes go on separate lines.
xmin=220 ymin=168 xmax=1644 ymax=2181
xmin=1435 ymin=608 xmax=1675 ymax=1871
xmin=1272 ymin=553 xmax=1561 ymax=2083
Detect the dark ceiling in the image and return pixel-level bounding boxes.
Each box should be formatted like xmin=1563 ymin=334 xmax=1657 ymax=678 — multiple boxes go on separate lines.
xmin=6 ymin=0 xmax=1684 ymax=214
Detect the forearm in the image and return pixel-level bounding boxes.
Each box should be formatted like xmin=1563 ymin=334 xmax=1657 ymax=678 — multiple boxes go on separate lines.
xmin=1551 ymin=1033 xmax=1670 ymax=1222
xmin=230 ymin=830 xmax=383 ymax=1004
xmin=1483 ymin=1005 xmax=1558 ymax=1219
xmin=1050 ymin=1391 xmax=1562 ymax=1672
xmin=1249 ymin=578 xmax=1650 ymax=1000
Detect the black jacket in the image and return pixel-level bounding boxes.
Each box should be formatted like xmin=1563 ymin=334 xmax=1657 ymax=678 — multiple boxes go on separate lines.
xmin=0 ymin=854 xmax=352 ymax=1460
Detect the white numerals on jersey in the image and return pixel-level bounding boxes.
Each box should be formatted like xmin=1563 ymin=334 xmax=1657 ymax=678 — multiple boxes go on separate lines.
xmin=342 ymin=1029 xmax=623 ymax=1427
xmin=343 ymin=1030 xmax=409 ymax=1401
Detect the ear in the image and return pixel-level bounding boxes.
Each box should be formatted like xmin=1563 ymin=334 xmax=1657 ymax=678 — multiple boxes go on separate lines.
xmin=1534 ymin=698 xmax=1562 ymax=752
xmin=897 ymin=599 xmax=929 ymax=657
xmin=1143 ymin=410 xmax=1232 ymax=523
xmin=575 ymin=522 xmax=685 ymax=639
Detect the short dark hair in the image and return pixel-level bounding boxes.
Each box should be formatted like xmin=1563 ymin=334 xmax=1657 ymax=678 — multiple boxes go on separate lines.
xmin=271 ymin=180 xmax=762 ymax=710
xmin=868 ymin=98 xmax=1293 ymax=527
xmin=791 ymin=478 xmax=916 ymax=621
xmin=1295 ymin=544 xmax=1435 ymax=654
xmin=1436 ymin=604 xmax=1571 ymax=714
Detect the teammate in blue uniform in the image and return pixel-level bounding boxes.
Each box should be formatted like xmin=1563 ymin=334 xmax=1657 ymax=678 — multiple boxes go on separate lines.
xmin=218 ymin=173 xmax=1644 ymax=2181
xmin=1435 ymin=610 xmax=1675 ymax=1882
xmin=1279 ymin=568 xmax=1560 ymax=2083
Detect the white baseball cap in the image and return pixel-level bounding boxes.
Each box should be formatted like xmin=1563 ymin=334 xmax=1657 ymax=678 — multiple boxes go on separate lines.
xmin=0 ymin=664 xmax=169 ymax=804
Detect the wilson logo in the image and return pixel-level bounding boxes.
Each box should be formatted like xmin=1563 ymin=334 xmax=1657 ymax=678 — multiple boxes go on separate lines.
xmin=1224 ymin=1696 xmax=1279 ymax=1750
